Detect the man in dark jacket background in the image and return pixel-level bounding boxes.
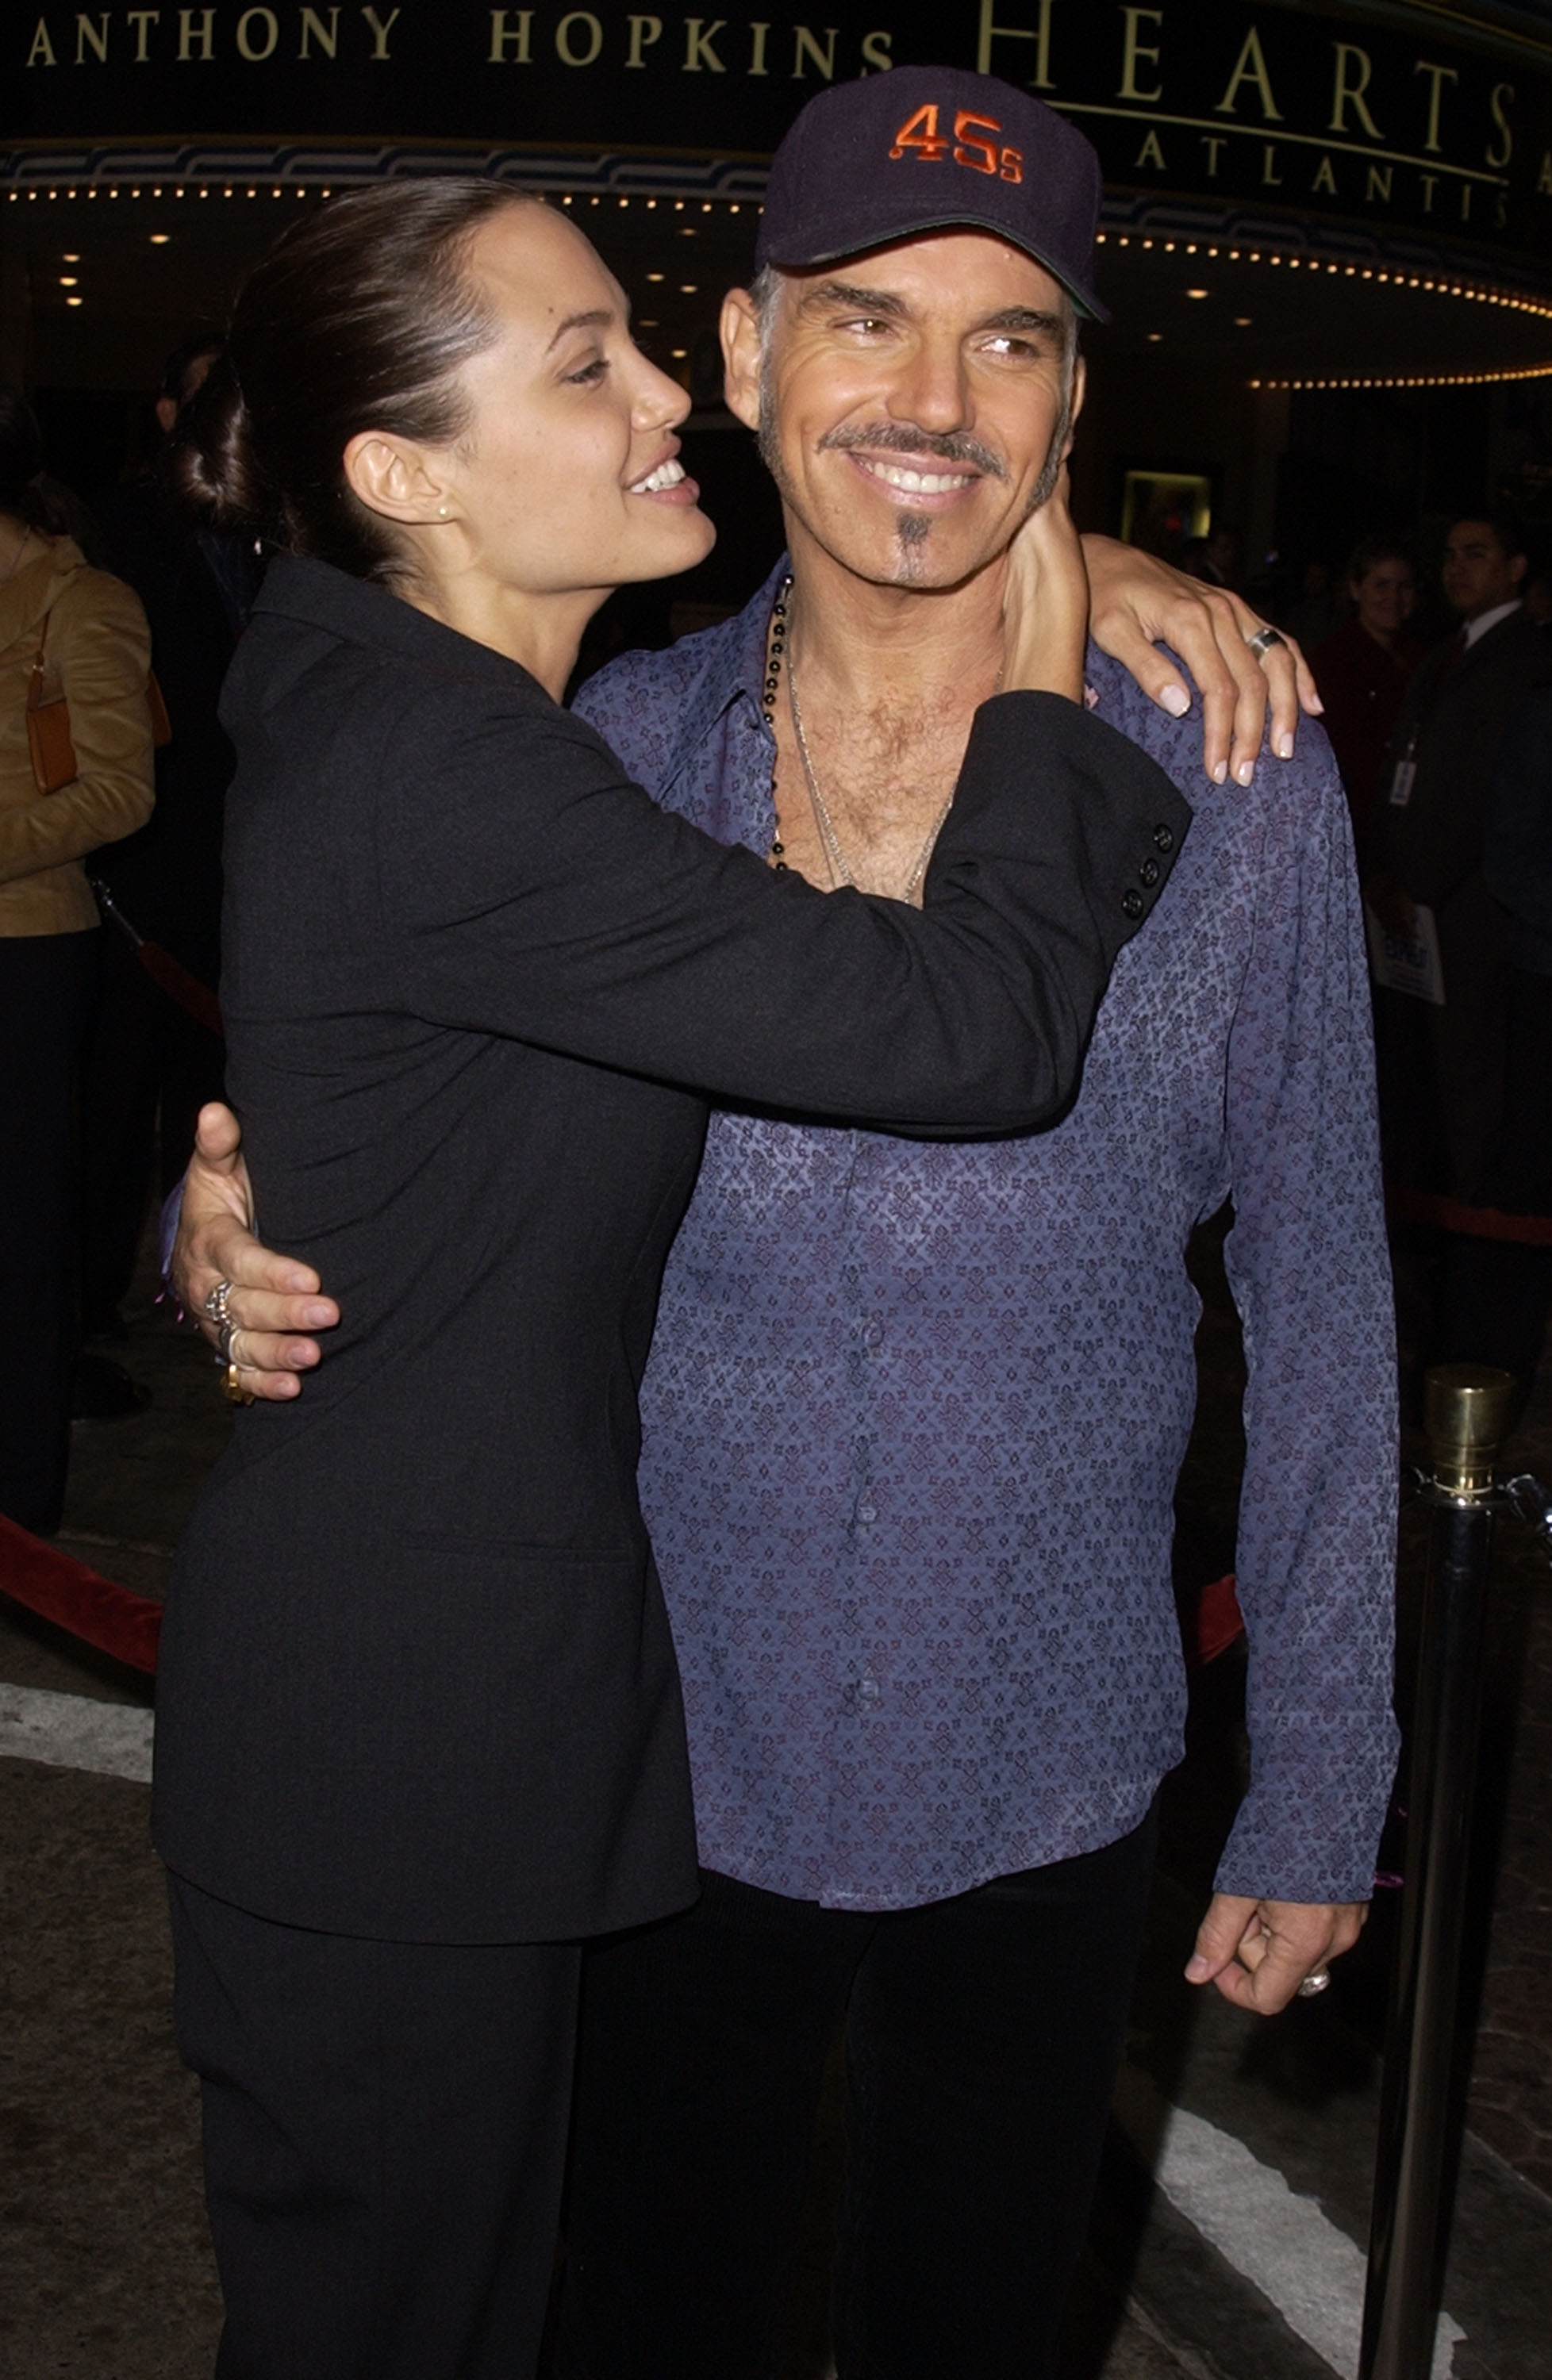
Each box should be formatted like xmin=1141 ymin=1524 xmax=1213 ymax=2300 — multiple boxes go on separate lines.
xmin=1373 ymin=513 xmax=1551 ymax=1203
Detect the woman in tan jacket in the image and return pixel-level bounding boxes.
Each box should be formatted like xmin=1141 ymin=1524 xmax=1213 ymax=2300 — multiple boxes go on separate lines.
xmin=0 ymin=389 xmax=154 ymax=1533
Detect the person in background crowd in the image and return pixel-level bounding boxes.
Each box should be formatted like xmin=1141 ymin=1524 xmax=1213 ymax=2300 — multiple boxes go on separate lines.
xmin=176 ymin=74 xmax=1396 ymax=2380
xmin=1522 ymin=562 xmax=1552 ymax=628
xmin=0 ymin=387 xmax=154 ymax=1532
xmin=1437 ymin=683 xmax=1552 ymax=1403
xmin=77 ymin=336 xmax=254 ymax=1379
xmin=1312 ymin=540 xmax=1424 ymax=881
xmin=1180 ymin=520 xmax=1242 ymax=591
xmin=1370 ymin=513 xmax=1551 ymax=1205
xmin=1284 ymin=555 xmax=1342 ymax=653
xmin=1204 ymin=520 xmax=1242 ymax=589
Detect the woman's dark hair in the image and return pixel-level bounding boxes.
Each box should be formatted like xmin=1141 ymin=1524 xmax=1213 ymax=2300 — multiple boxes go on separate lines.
xmin=170 ymin=178 xmax=536 ymax=582
xmin=1345 ymin=536 xmax=1415 ymax=589
xmin=0 ymin=385 xmax=50 ymax=525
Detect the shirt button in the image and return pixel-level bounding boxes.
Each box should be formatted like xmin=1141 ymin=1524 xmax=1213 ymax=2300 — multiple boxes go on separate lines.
xmin=859 ymin=1678 xmax=880 ymax=1703
xmin=1153 ymin=823 xmax=1175 ymax=853
xmin=1122 ymin=888 xmax=1145 ymax=919
xmin=857 ymin=1503 xmax=878 ymax=1524
xmin=1139 ymin=858 xmax=1160 ymax=889
xmin=862 ymin=1319 xmax=884 ymax=1349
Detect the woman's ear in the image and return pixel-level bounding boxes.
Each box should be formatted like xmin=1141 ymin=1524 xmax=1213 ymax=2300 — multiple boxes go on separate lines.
xmin=343 ymin=432 xmax=455 ymax=527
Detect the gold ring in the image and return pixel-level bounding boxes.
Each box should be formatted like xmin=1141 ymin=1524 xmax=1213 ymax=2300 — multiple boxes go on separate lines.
xmin=223 ymin=1362 xmax=255 ymax=1408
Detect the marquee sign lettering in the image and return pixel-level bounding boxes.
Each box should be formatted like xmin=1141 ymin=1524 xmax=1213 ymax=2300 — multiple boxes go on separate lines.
xmin=3 ymin=1 xmax=1550 ymax=263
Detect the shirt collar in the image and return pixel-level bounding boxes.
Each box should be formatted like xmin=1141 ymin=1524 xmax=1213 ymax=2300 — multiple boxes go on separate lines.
xmin=701 ymin=555 xmax=792 ymax=719
xmin=1463 ymin=597 xmax=1523 ymax=648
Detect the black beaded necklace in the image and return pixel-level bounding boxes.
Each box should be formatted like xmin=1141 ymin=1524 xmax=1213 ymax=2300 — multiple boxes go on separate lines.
xmin=761 ymin=575 xmax=793 ymax=871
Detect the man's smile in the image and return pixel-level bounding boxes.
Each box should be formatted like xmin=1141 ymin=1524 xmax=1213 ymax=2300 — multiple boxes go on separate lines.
xmin=839 ymin=451 xmax=992 ymax=512
xmin=850 ymin=454 xmax=980 ymax=497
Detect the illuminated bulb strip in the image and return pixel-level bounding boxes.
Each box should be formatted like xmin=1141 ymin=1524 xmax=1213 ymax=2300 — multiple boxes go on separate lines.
xmin=1093 ymin=229 xmax=1551 ymax=321
xmin=1250 ymin=363 xmax=1552 ymax=389
xmin=3 ymin=179 xmax=760 ymax=219
xmin=0 ymin=171 xmax=1531 ymax=316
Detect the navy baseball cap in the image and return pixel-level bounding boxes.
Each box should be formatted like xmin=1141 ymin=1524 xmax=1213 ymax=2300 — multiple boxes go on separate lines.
xmin=756 ymin=65 xmax=1109 ymax=323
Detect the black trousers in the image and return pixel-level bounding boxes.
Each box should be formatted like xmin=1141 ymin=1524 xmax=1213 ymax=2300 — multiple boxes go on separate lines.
xmin=0 ymin=929 xmax=98 ymax=1533
xmin=557 ymin=1806 xmax=1159 ymax=2380
xmin=167 ymin=1872 xmax=581 ymax=2380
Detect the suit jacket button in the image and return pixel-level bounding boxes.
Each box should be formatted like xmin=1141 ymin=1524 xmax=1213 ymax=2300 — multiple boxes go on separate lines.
xmin=1122 ymin=888 xmax=1145 ymax=919
xmin=1153 ymin=823 xmax=1175 ymax=853
xmin=1139 ymin=858 xmax=1160 ymax=888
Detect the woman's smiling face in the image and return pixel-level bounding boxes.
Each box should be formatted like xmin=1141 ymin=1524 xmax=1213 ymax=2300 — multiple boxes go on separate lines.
xmin=425 ymin=203 xmax=715 ymax=601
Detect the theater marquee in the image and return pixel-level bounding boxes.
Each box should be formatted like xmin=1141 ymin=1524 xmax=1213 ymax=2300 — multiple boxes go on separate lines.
xmin=3 ymin=1 xmax=1550 ymax=263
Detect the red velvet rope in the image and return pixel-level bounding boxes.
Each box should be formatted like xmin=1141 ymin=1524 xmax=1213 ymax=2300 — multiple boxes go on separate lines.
xmin=0 ymin=1514 xmax=162 ymax=1673
xmin=1386 ymin=1184 xmax=1552 ymax=1246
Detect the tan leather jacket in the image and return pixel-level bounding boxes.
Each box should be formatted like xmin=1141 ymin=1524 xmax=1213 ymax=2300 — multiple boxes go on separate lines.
xmin=0 ymin=533 xmax=155 ymax=937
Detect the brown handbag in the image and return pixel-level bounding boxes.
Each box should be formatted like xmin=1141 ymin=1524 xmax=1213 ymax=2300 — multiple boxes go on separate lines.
xmin=27 ymin=608 xmax=173 ymax=796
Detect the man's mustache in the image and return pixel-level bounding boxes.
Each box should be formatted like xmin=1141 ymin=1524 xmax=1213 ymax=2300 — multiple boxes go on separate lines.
xmin=817 ymin=422 xmax=1007 ymax=479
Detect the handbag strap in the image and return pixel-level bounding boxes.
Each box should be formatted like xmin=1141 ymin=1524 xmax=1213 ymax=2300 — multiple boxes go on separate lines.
xmin=28 ymin=605 xmax=49 ymax=700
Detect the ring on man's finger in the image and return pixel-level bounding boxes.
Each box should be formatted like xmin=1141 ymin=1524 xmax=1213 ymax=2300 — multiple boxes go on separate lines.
xmin=1246 ymin=625 xmax=1286 ymax=658
xmin=223 ymin=1361 xmax=256 ymax=1408
xmin=1297 ymin=1965 xmax=1332 ymax=1998
xmin=203 ymin=1277 xmax=236 ymax=1330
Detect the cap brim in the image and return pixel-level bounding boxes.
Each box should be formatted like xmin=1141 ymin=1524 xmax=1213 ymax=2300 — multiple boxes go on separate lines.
xmin=761 ymin=211 xmax=1111 ymax=324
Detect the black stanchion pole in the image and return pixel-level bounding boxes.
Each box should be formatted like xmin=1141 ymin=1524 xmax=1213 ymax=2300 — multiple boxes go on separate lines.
xmin=1359 ymin=1363 xmax=1517 ymax=2380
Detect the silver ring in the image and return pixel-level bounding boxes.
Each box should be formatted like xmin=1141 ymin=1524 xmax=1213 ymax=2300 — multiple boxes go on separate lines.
xmin=203 ymin=1278 xmax=235 ymax=1329
xmin=1297 ymin=1965 xmax=1332 ymax=1998
xmin=217 ymin=1318 xmax=240 ymax=1366
xmin=1246 ymin=625 xmax=1286 ymax=657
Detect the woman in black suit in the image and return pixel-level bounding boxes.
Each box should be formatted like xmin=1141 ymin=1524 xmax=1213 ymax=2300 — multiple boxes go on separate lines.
xmin=150 ymin=180 xmax=1185 ymax=2379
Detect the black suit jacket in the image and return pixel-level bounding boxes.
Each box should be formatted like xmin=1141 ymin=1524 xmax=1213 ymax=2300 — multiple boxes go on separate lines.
xmin=152 ymin=559 xmax=1189 ymax=1943
xmin=1382 ymin=607 xmax=1552 ymax=909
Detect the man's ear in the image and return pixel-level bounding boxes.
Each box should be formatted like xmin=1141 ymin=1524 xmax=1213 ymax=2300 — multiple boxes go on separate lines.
xmin=721 ymin=288 xmax=763 ymax=432
xmin=1062 ymin=353 xmax=1087 ymax=461
xmin=1068 ymin=351 xmax=1088 ymax=432
xmin=155 ymin=395 xmax=179 ymax=439
xmin=1509 ymin=548 xmax=1529 ymax=590
xmin=342 ymin=431 xmax=454 ymax=527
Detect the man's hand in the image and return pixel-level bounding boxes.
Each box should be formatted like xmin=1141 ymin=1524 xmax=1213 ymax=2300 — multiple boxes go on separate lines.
xmin=1185 ymin=1892 xmax=1367 ymax=2015
xmin=1081 ymin=536 xmax=1322 ymax=789
xmin=173 ymin=1102 xmax=339 ymax=1402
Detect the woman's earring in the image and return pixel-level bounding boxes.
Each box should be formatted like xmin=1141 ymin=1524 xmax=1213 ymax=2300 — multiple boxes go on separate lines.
xmin=438 ymin=505 xmax=450 ymax=519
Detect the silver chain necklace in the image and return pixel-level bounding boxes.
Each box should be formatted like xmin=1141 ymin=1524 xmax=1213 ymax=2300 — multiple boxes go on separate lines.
xmin=766 ymin=578 xmax=955 ymax=905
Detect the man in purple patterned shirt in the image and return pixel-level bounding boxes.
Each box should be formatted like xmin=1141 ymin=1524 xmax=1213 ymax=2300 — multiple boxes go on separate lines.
xmin=174 ymin=69 xmax=1396 ymax=2380
xmin=554 ymin=73 xmax=1395 ymax=2380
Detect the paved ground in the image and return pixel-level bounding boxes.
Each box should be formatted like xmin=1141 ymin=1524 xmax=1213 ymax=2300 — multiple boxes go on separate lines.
xmin=4 ymin=1215 xmax=1552 ymax=2377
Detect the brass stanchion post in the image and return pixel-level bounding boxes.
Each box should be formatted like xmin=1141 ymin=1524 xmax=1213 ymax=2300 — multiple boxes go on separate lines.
xmin=1359 ymin=1363 xmax=1517 ymax=2380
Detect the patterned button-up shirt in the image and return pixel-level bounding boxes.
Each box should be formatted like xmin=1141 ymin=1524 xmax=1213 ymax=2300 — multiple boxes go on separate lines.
xmin=575 ymin=564 xmax=1399 ymax=1913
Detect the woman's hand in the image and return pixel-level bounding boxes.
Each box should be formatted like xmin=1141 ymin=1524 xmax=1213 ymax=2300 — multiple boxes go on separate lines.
xmin=1003 ymin=466 xmax=1089 ymax=705
xmin=174 ymin=1103 xmax=338 ymax=1401
xmin=1081 ymin=535 xmax=1322 ymax=788
xmin=1185 ymin=1892 xmax=1368 ymax=2014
